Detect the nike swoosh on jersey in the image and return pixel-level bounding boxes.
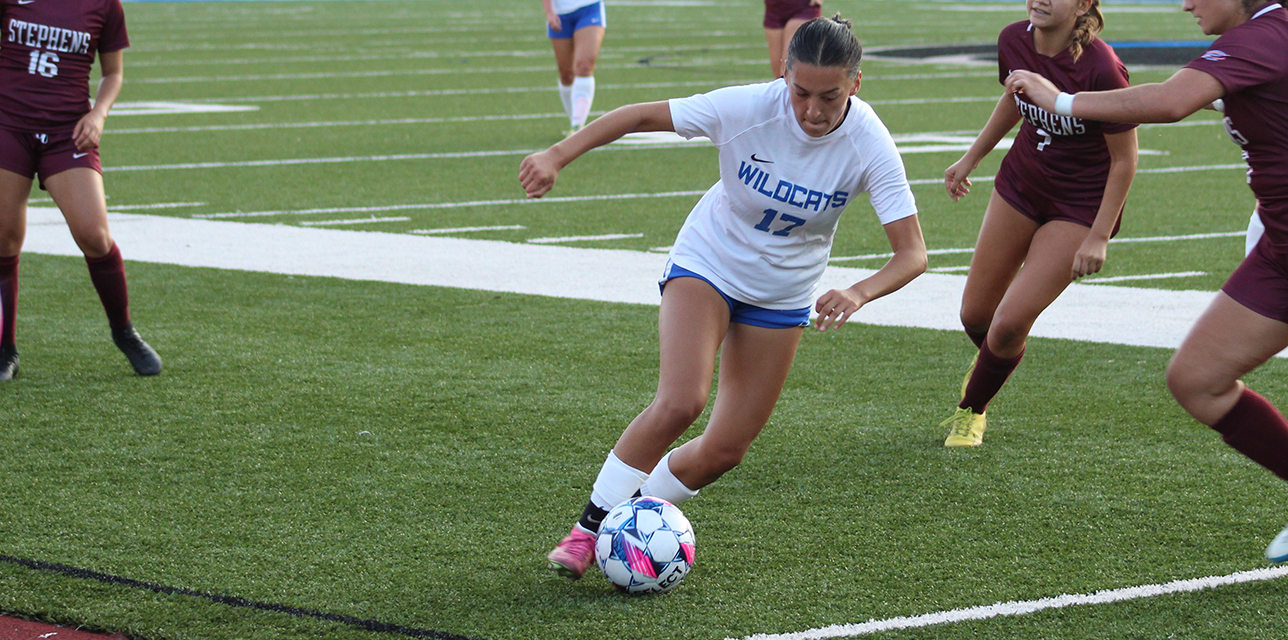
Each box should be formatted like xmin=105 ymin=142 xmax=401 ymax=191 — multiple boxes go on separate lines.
xmin=72 ymin=152 xmax=89 ymax=159
xmin=750 ymin=154 xmax=774 ymax=164
xmin=17 ymin=1 xmax=35 ymax=5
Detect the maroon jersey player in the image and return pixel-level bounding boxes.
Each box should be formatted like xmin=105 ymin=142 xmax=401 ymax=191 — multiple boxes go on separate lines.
xmin=763 ymin=0 xmax=823 ymax=78
xmin=937 ymin=0 xmax=1138 ymax=446
xmin=1007 ymin=0 xmax=1288 ymax=561
xmin=0 ymin=0 xmax=160 ymax=379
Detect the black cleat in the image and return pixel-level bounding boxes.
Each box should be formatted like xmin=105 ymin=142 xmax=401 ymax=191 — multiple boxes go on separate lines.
xmin=112 ymin=326 xmax=162 ymax=376
xmin=0 ymin=345 xmax=16 ymax=381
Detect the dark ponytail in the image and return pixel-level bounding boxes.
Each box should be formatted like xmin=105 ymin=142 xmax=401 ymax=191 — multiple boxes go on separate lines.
xmin=785 ymin=13 xmax=862 ymax=79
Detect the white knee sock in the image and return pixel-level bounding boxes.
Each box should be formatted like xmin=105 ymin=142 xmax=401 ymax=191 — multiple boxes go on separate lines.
xmin=570 ymin=75 xmax=595 ymax=128
xmin=639 ymin=450 xmax=699 ymax=505
xmin=558 ymin=81 xmax=574 ymax=122
xmin=590 ymin=450 xmax=649 ymax=511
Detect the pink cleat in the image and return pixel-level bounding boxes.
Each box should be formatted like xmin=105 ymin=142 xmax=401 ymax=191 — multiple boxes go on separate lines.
xmin=547 ymin=525 xmax=597 ymax=579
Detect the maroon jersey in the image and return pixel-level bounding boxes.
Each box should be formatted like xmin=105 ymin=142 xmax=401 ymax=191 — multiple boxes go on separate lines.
xmin=1185 ymin=5 xmax=1288 ymax=253
xmin=0 ymin=0 xmax=128 ymax=133
xmin=997 ymin=21 xmax=1135 ymax=196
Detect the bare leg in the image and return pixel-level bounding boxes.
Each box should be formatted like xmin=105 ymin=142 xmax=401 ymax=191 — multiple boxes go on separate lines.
xmin=764 ymin=27 xmax=785 ymax=78
xmin=613 ymin=277 xmax=730 ymax=472
xmin=1168 ymin=292 xmax=1288 ymax=425
xmin=959 ymin=191 xmax=1037 ymax=342
xmin=667 ymin=322 xmax=803 ymax=489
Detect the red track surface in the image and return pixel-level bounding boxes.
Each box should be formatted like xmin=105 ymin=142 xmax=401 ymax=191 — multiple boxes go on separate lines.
xmin=0 ymin=616 xmax=127 ymax=640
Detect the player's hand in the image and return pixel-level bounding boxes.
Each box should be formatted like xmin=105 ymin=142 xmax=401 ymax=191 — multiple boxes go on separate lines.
xmin=519 ymin=150 xmax=560 ymax=198
xmin=944 ymin=158 xmax=974 ymax=201
xmin=814 ymin=287 xmax=865 ymax=332
xmin=809 ymin=0 xmax=822 ymax=6
xmin=546 ymin=11 xmax=562 ymax=31
xmin=1004 ymin=70 xmax=1060 ymax=113
xmin=1071 ymin=235 xmax=1108 ymax=280
xmin=73 ymin=110 xmax=106 ymax=151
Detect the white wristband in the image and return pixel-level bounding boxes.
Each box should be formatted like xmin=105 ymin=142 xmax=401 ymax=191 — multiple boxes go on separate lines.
xmin=1054 ymin=92 xmax=1076 ymax=117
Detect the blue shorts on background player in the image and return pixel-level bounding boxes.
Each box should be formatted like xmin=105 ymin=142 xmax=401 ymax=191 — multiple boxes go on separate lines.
xmin=542 ymin=0 xmax=606 ymax=135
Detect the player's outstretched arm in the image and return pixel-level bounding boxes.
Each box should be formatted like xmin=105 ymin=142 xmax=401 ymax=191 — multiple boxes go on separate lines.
xmin=945 ymin=93 xmax=1020 ymax=201
xmin=519 ymin=101 xmax=674 ymax=198
xmin=814 ymin=214 xmax=927 ymax=332
xmin=1004 ymin=68 xmax=1224 ymax=124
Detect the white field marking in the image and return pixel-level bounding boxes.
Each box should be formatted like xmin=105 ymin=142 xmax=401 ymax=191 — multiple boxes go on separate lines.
xmin=17 ymin=207 xmax=1242 ymax=356
xmin=193 ymin=192 xmax=708 ymax=219
xmin=109 ymin=202 xmax=207 ymax=210
xmin=1081 ymin=271 xmax=1208 ymax=284
xmin=410 ymin=225 xmax=526 ymax=235
xmin=131 ymin=58 xmax=772 ymax=85
xmin=831 ymin=230 xmax=1245 ymax=262
xmin=298 ymin=217 xmax=411 ymax=226
xmin=108 ymin=102 xmax=259 ymax=116
xmin=732 ymin=566 xmax=1288 ymax=640
xmin=928 ymin=265 xmax=972 ymax=273
xmin=169 ymin=73 xmax=994 ymax=105
xmin=127 ymin=43 xmax=764 ymax=70
xmin=905 ymin=162 xmax=1245 ymax=187
xmin=528 ymin=233 xmax=644 ymax=244
xmin=109 ymin=113 xmax=570 ymax=135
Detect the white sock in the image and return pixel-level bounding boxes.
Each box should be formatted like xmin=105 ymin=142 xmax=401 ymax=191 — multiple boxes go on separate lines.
xmin=590 ymin=450 xmax=649 ymax=511
xmin=570 ymin=75 xmax=595 ymax=128
xmin=638 ymin=450 xmax=699 ymax=505
xmin=558 ymin=81 xmax=573 ymax=122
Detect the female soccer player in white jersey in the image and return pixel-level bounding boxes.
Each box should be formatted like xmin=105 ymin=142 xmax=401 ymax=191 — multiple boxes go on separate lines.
xmin=937 ymin=0 xmax=1137 ymax=446
xmin=0 ymin=0 xmax=161 ymax=379
xmin=542 ymin=0 xmax=607 ymax=135
xmin=521 ymin=15 xmax=927 ymax=580
xmin=1008 ymin=0 xmax=1288 ymax=562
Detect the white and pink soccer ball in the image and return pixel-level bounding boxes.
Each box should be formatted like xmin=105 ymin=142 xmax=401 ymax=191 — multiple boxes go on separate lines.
xmin=595 ymin=496 xmax=696 ymax=594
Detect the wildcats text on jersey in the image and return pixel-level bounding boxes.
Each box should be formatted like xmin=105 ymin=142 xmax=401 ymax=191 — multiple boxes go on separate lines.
xmin=6 ymin=19 xmax=91 ymax=54
xmin=1014 ymin=94 xmax=1087 ymax=136
xmin=736 ymin=160 xmax=849 ymax=212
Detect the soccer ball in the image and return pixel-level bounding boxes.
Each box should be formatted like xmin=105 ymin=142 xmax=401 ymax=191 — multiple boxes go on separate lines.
xmin=595 ymin=496 xmax=696 ymax=594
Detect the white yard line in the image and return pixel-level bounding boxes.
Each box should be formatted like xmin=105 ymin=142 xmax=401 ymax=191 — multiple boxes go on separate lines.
xmin=1081 ymin=271 xmax=1208 ymax=284
xmin=410 ymin=225 xmax=526 ymax=235
xmin=298 ymin=217 xmax=410 ymax=226
xmin=832 ymin=230 xmax=1245 ymax=262
xmin=730 ymin=566 xmax=1288 ymax=640
xmin=17 ymin=208 xmax=1234 ymax=355
xmin=528 ymin=233 xmax=644 ymax=244
xmin=192 ymin=191 xmax=709 ymax=219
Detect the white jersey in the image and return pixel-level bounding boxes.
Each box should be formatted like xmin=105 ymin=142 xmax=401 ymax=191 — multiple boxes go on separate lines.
xmin=551 ymin=0 xmax=599 ymax=15
xmin=667 ymin=79 xmax=917 ymax=309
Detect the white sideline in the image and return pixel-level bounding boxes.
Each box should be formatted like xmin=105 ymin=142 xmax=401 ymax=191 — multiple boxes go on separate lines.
xmin=22 ymin=208 xmax=1228 ymax=355
xmin=730 ymin=566 xmax=1288 ymax=640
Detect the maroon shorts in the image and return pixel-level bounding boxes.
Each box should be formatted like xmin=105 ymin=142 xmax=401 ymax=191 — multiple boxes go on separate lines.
xmin=763 ymin=0 xmax=821 ymax=29
xmin=992 ymin=161 xmax=1122 ymax=237
xmin=1223 ymin=236 xmax=1288 ymax=323
xmin=0 ymin=126 xmax=102 ymax=189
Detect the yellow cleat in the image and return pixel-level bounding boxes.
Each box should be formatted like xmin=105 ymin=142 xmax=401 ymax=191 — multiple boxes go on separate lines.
xmin=960 ymin=351 xmax=979 ymax=401
xmin=941 ymin=406 xmax=987 ymax=447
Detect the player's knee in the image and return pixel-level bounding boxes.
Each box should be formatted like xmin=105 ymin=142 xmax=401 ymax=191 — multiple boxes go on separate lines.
xmin=572 ymin=60 xmax=596 ymax=77
xmin=74 ymin=229 xmax=113 ymax=257
xmin=650 ymin=395 xmax=707 ymax=430
xmin=1165 ymin=357 xmax=1206 ymax=406
xmin=695 ymin=443 xmax=746 ymax=478
xmin=959 ymin=307 xmax=990 ymax=337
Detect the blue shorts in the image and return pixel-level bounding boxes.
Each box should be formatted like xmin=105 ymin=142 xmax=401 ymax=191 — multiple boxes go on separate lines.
xmin=659 ymin=263 xmax=811 ymax=329
xmin=547 ymin=1 xmax=607 ymax=39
